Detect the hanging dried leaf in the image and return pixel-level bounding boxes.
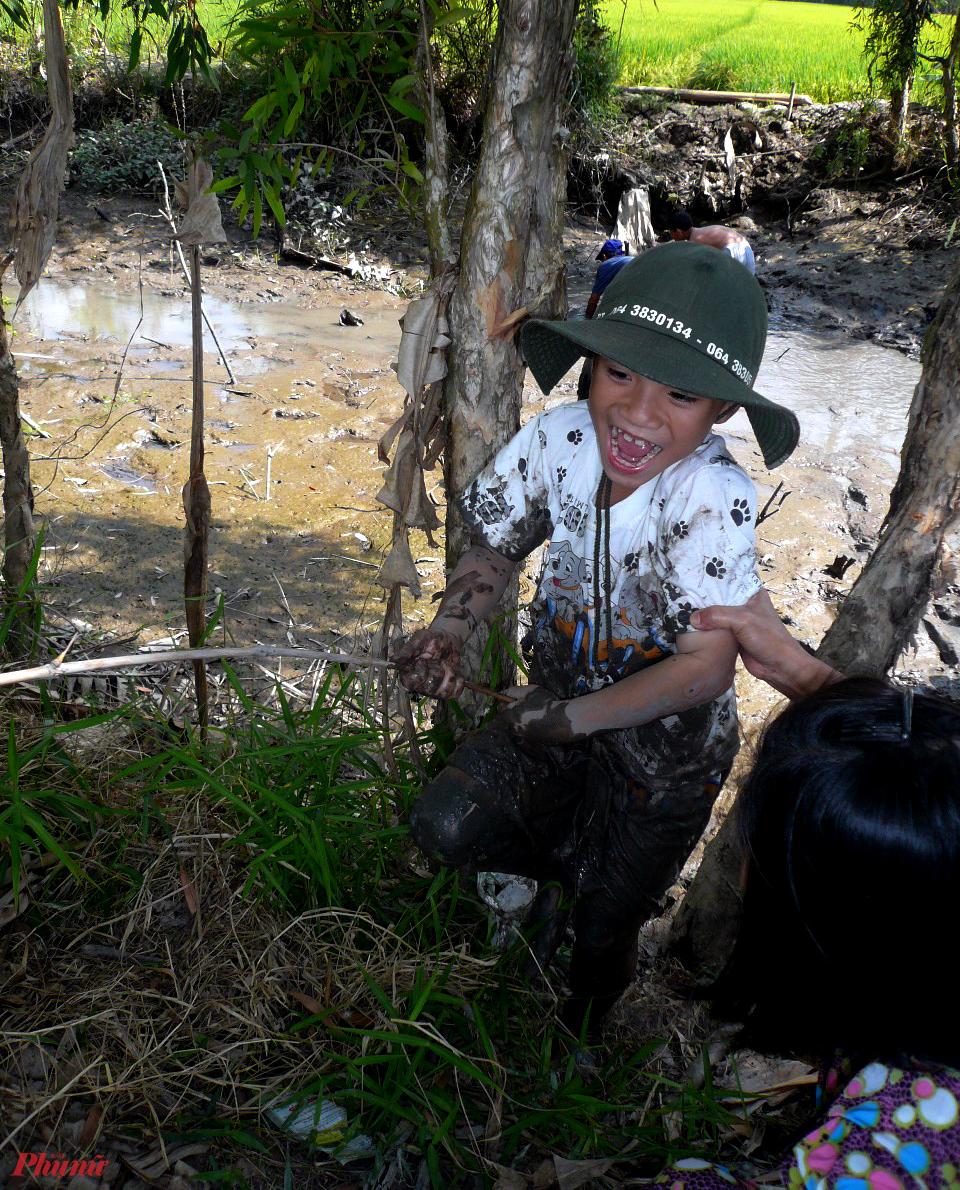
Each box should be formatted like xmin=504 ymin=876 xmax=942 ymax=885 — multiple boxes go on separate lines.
xmin=8 ymin=0 xmax=74 ymax=309
xmin=175 ymin=158 xmax=226 ymax=247
xmin=377 ymin=407 xmax=410 ymax=465
xmin=377 ymin=535 xmax=421 ymax=598
xmin=404 ymin=469 xmax=440 ymax=536
xmin=393 ymin=293 xmax=451 ymax=397
xmin=376 ymin=429 xmax=416 ymax=514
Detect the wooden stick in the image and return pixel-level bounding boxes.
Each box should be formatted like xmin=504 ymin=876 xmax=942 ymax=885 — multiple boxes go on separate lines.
xmin=0 ymin=644 xmax=515 ymax=702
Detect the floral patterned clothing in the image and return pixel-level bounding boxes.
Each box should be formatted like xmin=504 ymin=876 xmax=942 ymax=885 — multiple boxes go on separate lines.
xmin=652 ymin=1060 xmax=960 ymax=1190
xmin=460 ymin=403 xmax=761 ymax=792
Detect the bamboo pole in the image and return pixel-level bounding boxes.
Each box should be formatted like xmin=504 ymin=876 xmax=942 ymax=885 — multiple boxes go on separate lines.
xmin=0 ymin=644 xmax=513 ymax=702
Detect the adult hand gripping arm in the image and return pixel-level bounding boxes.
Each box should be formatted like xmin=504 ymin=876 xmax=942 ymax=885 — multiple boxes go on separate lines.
xmin=689 ymin=589 xmax=842 ymax=701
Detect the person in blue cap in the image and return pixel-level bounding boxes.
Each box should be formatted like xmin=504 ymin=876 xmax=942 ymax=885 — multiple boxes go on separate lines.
xmin=393 ymin=242 xmax=800 ymax=1040
xmin=585 ymin=238 xmax=632 ymax=319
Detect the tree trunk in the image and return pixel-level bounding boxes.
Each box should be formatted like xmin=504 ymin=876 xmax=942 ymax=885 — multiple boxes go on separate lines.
xmin=942 ymin=11 xmax=960 ymax=172
xmin=0 ymin=292 xmax=38 ymax=655
xmin=816 ymin=267 xmax=960 ymax=674
xmin=671 ymin=262 xmax=960 ymax=975
xmin=1 ymin=0 xmax=73 ymax=658
xmin=443 ymin=0 xmax=578 ymax=689
xmin=888 ymin=75 xmax=912 ymax=167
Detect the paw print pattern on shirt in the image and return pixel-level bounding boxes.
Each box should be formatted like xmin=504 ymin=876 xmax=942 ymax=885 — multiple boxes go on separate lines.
xmin=567 ymin=429 xmax=583 ymax=445
xmin=706 ymin=557 xmax=727 ymax=578
xmin=730 ymin=498 xmax=751 ymax=525
xmin=671 ymin=520 xmax=690 ymax=540
xmin=556 ymin=466 xmax=567 ymax=484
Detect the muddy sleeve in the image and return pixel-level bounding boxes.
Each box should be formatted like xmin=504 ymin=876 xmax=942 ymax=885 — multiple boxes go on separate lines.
xmin=458 ymin=415 xmax=555 ymax=563
xmin=654 ymin=462 xmax=762 ymax=642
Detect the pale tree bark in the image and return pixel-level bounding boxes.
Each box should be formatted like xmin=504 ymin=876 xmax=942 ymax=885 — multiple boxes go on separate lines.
xmin=0 ymin=295 xmax=37 ymax=652
xmin=444 ymin=0 xmax=578 ymax=689
xmin=1 ymin=0 xmax=73 ymax=655
xmin=941 ymin=11 xmax=960 ymax=172
xmin=671 ymin=263 xmax=960 ymax=977
xmin=888 ymin=76 xmax=912 ymax=167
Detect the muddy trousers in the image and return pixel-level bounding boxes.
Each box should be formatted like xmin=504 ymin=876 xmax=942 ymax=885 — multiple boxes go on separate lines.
xmin=409 ymin=717 xmax=725 ymax=1033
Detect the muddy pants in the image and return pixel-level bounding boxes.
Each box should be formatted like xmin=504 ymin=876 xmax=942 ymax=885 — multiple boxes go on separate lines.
xmin=409 ymin=716 xmax=725 ymax=1030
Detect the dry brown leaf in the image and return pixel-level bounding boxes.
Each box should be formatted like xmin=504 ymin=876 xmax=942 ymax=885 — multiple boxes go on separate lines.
xmin=176 ymin=158 xmax=226 ymax=247
xmin=492 ymin=1164 xmax=528 ymax=1190
xmin=532 ymin=1157 xmax=558 ymax=1187
xmin=393 ymin=293 xmax=450 ymax=397
xmin=553 ymin=1155 xmax=614 ymax=1190
xmin=77 ymin=1104 xmax=102 ymax=1149
xmin=178 ymin=864 xmax=198 ymax=916
xmin=376 ymin=430 xmax=416 ymax=514
xmin=290 ymin=989 xmax=325 ymax=1015
xmin=376 ymin=535 xmax=421 ymax=597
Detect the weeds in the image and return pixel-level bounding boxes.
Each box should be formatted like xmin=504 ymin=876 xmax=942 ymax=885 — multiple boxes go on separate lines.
xmin=0 ymin=654 xmax=756 ymax=1187
xmin=69 ymin=118 xmax=186 ymax=195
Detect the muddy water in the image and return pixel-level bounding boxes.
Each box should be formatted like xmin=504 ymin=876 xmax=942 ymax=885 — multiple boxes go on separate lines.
xmin=11 ymin=277 xmax=921 ymax=672
xmin=16 ymin=278 xmax=405 ymax=375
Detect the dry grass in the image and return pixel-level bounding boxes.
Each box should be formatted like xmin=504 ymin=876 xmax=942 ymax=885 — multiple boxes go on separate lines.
xmin=0 ymin=800 xmax=500 ymax=1186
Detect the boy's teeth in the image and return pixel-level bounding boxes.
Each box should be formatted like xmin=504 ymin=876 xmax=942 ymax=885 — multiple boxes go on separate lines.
xmin=611 ymin=425 xmax=660 ymax=468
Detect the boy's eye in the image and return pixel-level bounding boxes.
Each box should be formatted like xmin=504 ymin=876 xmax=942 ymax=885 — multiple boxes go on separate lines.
xmin=605 ymin=364 xmax=631 ymax=381
xmin=668 ymin=390 xmax=698 ymax=405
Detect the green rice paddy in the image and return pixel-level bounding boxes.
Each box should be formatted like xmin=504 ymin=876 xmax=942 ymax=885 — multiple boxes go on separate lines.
xmin=604 ymin=0 xmax=954 ymax=105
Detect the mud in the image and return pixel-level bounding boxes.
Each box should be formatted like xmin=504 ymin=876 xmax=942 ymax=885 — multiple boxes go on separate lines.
xmin=3 ymin=107 xmax=959 ymax=720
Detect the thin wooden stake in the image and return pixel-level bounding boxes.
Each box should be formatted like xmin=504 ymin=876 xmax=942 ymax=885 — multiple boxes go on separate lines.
xmin=184 ymin=239 xmax=210 ymax=733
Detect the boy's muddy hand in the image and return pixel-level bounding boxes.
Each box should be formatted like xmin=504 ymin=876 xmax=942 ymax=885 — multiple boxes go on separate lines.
xmin=500 ymin=685 xmax=590 ymax=744
xmin=393 ymin=628 xmax=465 ymax=699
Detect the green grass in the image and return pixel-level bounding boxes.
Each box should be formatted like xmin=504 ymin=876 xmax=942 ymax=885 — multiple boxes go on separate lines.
xmin=0 ymin=644 xmax=751 ymax=1187
xmin=604 ymin=0 xmax=954 ymax=105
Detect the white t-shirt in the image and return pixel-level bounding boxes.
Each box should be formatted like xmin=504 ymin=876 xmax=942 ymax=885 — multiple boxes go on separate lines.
xmin=460 ymin=403 xmax=762 ymax=785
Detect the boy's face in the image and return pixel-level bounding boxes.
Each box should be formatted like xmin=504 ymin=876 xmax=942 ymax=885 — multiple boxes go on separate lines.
xmin=588 ymin=356 xmax=733 ymax=502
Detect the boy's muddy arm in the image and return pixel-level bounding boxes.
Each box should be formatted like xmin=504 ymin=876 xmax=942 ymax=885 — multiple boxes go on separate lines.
xmin=690 ymin=589 xmax=842 ymax=700
xmin=503 ymin=628 xmax=738 ymax=743
xmin=393 ymin=546 xmax=516 ymax=699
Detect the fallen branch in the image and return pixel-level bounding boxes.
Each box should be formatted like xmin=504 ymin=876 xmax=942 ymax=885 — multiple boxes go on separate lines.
xmin=619 ymin=85 xmax=815 ymax=106
xmin=0 ymin=644 xmax=514 ymax=702
xmin=280 ymin=239 xmax=355 ymax=275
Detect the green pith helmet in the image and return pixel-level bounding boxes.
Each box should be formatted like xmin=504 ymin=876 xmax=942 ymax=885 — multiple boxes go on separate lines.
xmin=521 ymin=241 xmax=800 ymax=468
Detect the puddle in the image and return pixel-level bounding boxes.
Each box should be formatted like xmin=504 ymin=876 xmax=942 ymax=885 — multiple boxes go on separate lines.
xmin=758 ymin=331 xmax=920 ymax=473
xmin=12 ymin=278 xmax=404 ymax=377
xmin=99 ymin=461 xmax=159 ymax=492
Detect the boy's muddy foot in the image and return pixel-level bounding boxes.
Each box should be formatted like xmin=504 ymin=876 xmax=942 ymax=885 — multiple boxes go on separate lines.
xmin=521 ymin=880 xmax=573 ymax=980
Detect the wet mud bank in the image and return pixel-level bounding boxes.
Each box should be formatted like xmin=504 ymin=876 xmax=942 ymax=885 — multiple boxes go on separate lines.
xmin=3 ymin=146 xmax=958 ymax=719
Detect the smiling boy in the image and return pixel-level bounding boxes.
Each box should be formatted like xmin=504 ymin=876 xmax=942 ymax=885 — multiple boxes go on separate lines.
xmin=393 ymin=243 xmax=799 ymax=1037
